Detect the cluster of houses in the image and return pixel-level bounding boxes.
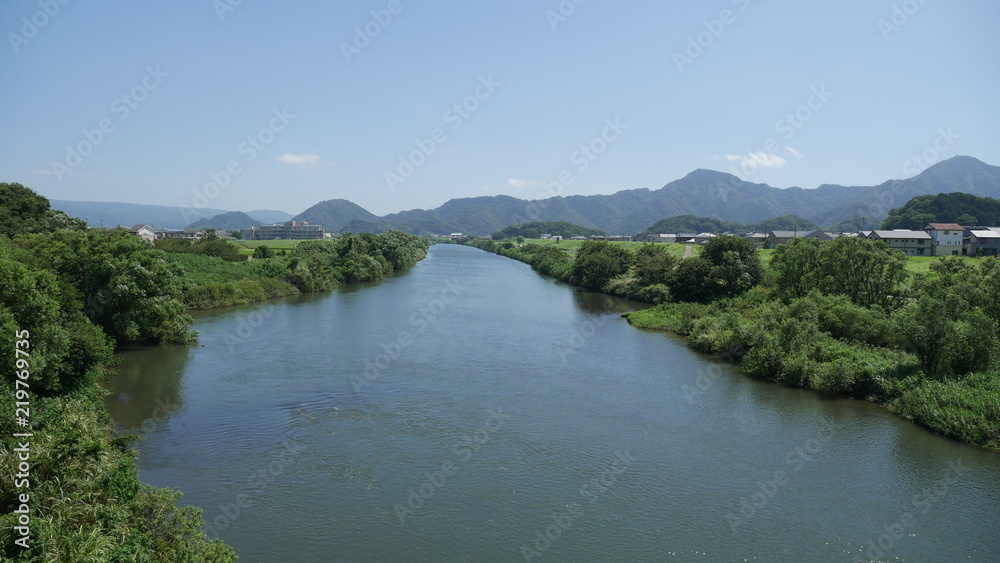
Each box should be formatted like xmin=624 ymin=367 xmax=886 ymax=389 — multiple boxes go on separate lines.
xmin=122 ymin=220 xmax=329 ymax=242
xmin=537 ymin=222 xmax=1000 ymax=257
xmin=124 ymin=225 xmax=205 ymax=242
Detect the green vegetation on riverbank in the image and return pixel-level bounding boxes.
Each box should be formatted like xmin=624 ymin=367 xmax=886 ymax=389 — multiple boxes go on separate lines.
xmin=465 ymin=235 xmax=1000 ymax=450
xmin=1 ymin=183 xmax=431 ymax=560
xmin=157 ymin=231 xmax=430 ymax=309
xmin=1 ymin=183 xmax=236 ymax=561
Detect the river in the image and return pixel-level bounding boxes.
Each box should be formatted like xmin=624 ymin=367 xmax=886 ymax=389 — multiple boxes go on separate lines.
xmin=106 ymin=244 xmax=1000 ymax=562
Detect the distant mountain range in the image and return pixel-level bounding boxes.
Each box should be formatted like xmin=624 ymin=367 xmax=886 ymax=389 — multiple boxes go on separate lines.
xmin=49 ymin=200 xmax=292 ymax=229
xmin=187 ymin=211 xmax=262 ymax=231
xmin=49 ymin=156 xmax=1000 ymax=235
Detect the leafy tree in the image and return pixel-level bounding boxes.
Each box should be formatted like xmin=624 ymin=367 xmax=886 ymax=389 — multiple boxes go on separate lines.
xmin=667 ymin=257 xmax=716 ymax=303
xmin=17 ymin=229 xmax=195 ymax=344
xmin=771 ymin=237 xmax=907 ymax=310
xmin=571 ymin=241 xmax=633 ymax=290
xmin=253 ymin=244 xmax=274 ymax=259
xmin=0 ymin=256 xmax=113 ymax=394
xmin=771 ymin=238 xmax=824 ymax=299
xmin=231 ymin=230 xmax=242 ymax=239
xmin=702 ymin=235 xmax=764 ymax=297
xmin=516 ymin=235 xmax=525 ymax=245
xmin=955 ymin=213 xmax=977 ymax=225
xmin=633 ymin=244 xmax=678 ymax=286
xmin=0 ymin=182 xmax=86 ymax=236
xmin=814 ymin=237 xmax=908 ymax=310
xmin=669 ymin=236 xmax=763 ymax=302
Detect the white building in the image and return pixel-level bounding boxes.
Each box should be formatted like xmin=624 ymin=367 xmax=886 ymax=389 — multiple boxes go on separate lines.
xmin=922 ymin=223 xmax=964 ymax=256
xmin=243 ymin=221 xmax=325 ymax=240
xmin=868 ymin=230 xmax=932 ymax=256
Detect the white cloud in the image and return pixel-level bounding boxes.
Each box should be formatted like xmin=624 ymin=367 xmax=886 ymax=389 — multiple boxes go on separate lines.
xmin=507 ymin=178 xmax=535 ymax=189
xmin=724 ymin=152 xmax=787 ymax=171
xmin=786 ymin=146 xmax=803 ymax=158
xmin=276 ymin=153 xmax=335 ymax=167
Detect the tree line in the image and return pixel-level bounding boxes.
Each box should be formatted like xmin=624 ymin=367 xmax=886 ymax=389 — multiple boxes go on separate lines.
xmin=465 ymin=234 xmax=999 ymax=449
xmin=0 ymin=182 xmax=430 ymax=559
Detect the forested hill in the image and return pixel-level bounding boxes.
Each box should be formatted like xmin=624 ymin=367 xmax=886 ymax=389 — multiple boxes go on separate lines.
xmin=491 ymin=221 xmax=605 ymax=239
xmin=641 ymin=214 xmax=820 ymax=234
xmin=881 ymin=193 xmax=1000 ymax=229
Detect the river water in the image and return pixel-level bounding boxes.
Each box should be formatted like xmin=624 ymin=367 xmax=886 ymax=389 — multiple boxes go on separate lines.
xmin=106 ymin=244 xmax=1000 ymax=562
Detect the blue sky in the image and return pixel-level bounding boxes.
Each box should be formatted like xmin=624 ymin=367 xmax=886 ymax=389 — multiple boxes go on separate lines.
xmin=2 ymin=0 xmax=997 ymax=216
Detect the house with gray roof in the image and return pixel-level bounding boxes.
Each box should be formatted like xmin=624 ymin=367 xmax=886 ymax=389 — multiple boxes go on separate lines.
xmin=868 ymin=229 xmax=932 ymax=256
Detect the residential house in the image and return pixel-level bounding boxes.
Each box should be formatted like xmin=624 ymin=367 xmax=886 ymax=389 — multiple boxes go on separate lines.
xmin=765 ymin=230 xmax=803 ymax=249
xmin=694 ymin=232 xmax=716 ymax=244
xmin=676 ymin=233 xmax=697 ymax=244
xmin=126 ymin=224 xmax=156 ymax=242
xmin=742 ymin=233 xmax=767 ymax=249
xmin=868 ymin=229 xmax=932 ymax=256
xmin=155 ymin=228 xmax=204 ymax=240
xmin=801 ymin=230 xmax=836 ymax=241
xmin=965 ymin=229 xmax=1000 ymax=256
xmin=922 ymin=223 xmax=964 ymax=256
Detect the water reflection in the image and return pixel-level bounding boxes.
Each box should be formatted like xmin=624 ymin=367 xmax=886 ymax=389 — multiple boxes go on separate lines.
xmin=105 ymin=345 xmax=193 ymax=433
xmin=571 ymin=287 xmax=647 ymax=315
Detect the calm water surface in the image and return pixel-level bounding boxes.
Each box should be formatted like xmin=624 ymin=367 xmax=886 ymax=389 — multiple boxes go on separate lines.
xmin=107 ymin=244 xmax=1000 ymax=562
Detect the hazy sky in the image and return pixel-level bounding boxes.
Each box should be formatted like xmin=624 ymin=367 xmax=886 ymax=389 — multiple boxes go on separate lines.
xmin=2 ymin=1 xmax=997 ymax=216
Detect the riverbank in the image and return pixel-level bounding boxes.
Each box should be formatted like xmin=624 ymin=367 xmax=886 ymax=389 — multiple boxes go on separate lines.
xmin=160 ymin=232 xmax=431 ymax=310
xmin=461 ymin=237 xmax=999 ymax=451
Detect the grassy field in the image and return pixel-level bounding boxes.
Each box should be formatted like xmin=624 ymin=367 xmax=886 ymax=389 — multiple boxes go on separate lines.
xmin=229 ymin=238 xmax=310 ymax=255
xmin=518 ymin=238 xmax=984 ymax=274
